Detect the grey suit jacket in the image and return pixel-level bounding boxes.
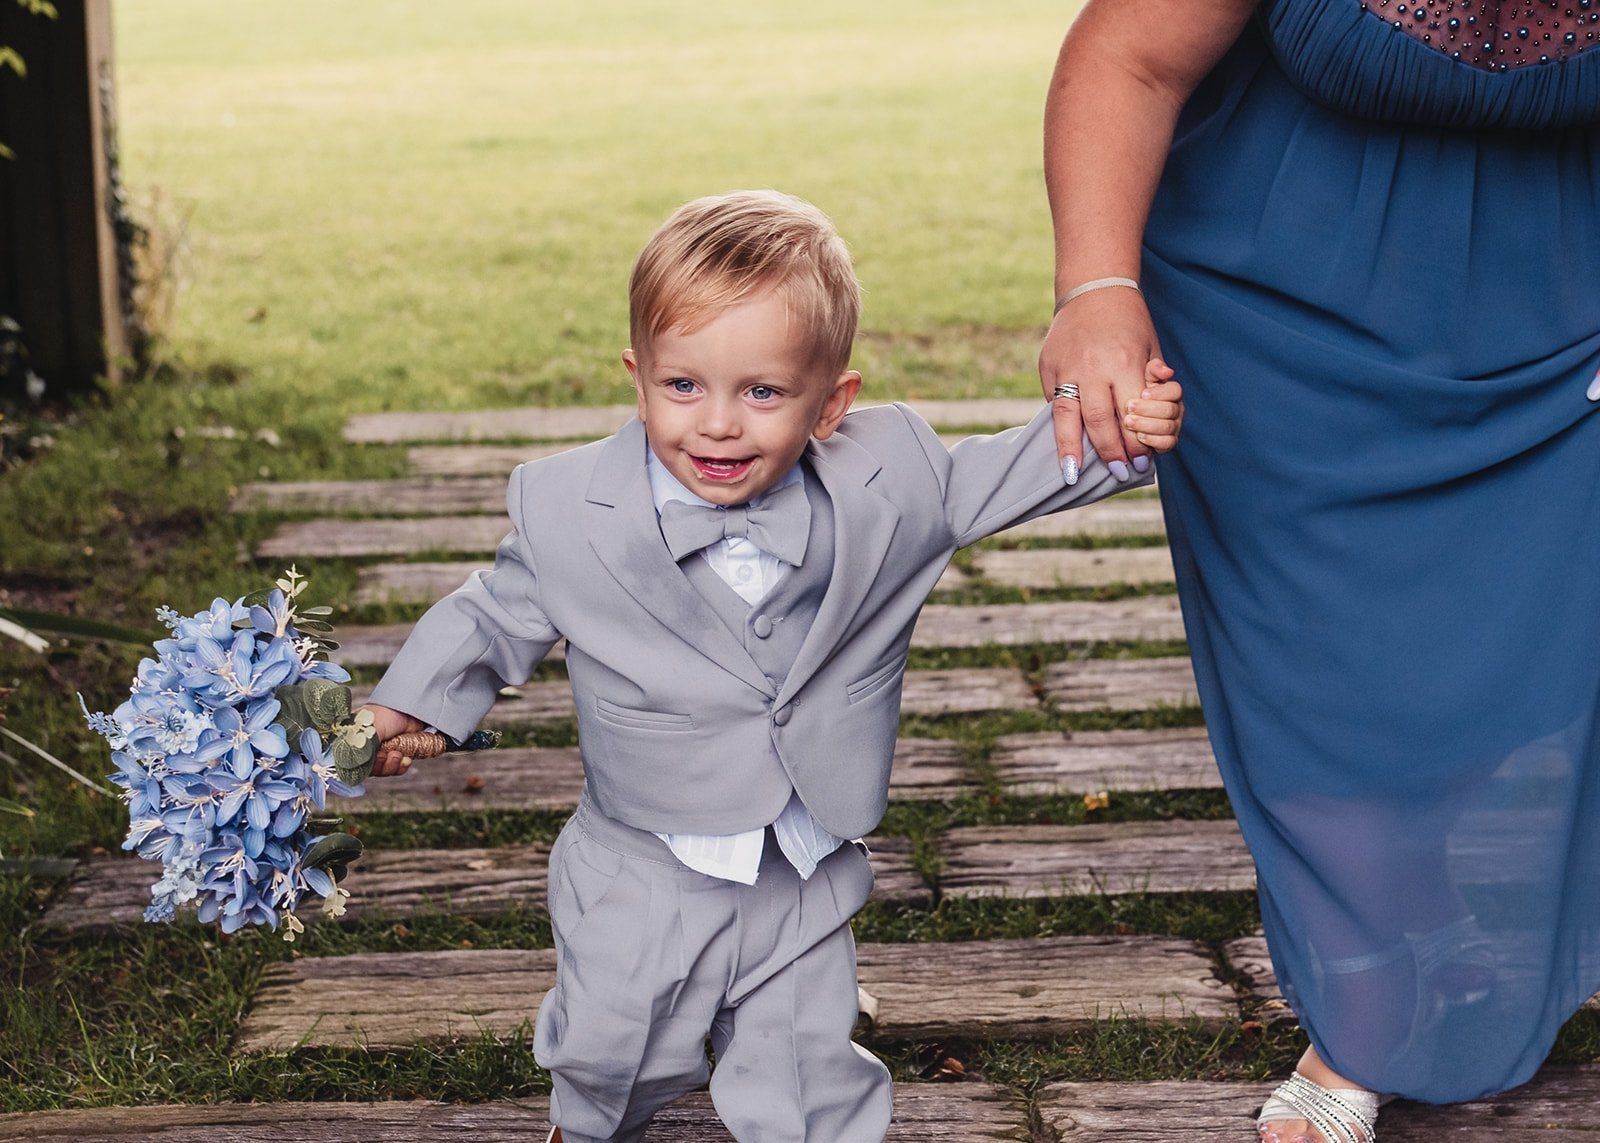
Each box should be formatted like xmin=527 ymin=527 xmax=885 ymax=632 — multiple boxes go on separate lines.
xmin=367 ymin=401 xmax=1152 ymax=838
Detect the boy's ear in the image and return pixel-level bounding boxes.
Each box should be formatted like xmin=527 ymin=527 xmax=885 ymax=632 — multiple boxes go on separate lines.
xmin=623 ymin=349 xmax=646 ymax=421
xmin=810 ymin=370 xmax=862 ymax=441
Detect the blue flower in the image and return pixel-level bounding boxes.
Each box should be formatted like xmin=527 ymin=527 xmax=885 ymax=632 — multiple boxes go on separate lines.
xmin=249 ymin=589 xmax=293 ymax=639
xmin=297 ymin=727 xmax=365 ymax=807
xmin=197 ymin=698 xmax=288 ymax=778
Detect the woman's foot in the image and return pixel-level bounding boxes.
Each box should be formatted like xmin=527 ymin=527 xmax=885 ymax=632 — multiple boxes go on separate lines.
xmin=1257 ymin=1046 xmax=1377 ymax=1143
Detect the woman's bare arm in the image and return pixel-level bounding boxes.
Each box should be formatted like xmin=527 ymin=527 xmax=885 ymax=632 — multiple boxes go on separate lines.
xmin=1040 ymin=0 xmax=1255 ymax=476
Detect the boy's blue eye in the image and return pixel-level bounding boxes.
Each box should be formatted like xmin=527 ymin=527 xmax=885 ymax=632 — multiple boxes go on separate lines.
xmin=750 ymin=386 xmax=775 ymax=401
xmin=670 ymin=378 xmax=695 ymax=393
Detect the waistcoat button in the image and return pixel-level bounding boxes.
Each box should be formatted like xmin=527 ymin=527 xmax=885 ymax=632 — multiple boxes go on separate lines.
xmin=773 ymin=704 xmax=792 ymax=726
xmin=752 ymin=614 xmax=774 ymax=638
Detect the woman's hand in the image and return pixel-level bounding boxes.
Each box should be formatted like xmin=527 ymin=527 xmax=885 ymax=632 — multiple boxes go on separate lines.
xmin=1039 ymin=285 xmax=1165 ymax=482
xmin=359 ymin=703 xmax=426 ymax=778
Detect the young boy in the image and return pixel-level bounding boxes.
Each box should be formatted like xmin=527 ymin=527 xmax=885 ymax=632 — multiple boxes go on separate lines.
xmin=361 ymin=190 xmax=1183 ymax=1142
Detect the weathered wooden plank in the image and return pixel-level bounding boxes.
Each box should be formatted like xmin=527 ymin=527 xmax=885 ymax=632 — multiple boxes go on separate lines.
xmin=1003 ymin=498 xmax=1164 ymax=540
xmin=1038 ymin=1069 xmax=1600 ymax=1139
xmin=258 ymin=497 xmax=1165 ymax=559
xmin=915 ymin=598 xmax=1183 ymax=648
xmin=344 ymin=400 xmax=1046 ymax=445
xmin=934 ymin=820 xmax=1254 ymax=898
xmin=345 ymin=738 xmax=974 ymax=814
xmin=347 ymin=668 xmax=1032 ymax=721
xmin=409 ymin=441 xmax=585 ymax=475
xmin=1219 ymin=932 xmax=1296 ymax=1026
xmin=406 ymin=435 xmax=977 ymax=478
xmin=1040 ymin=657 xmax=1199 ymax=713
xmin=346 ymin=404 xmax=635 ymax=443
xmin=971 ymin=546 xmax=1174 ymax=589
xmin=258 ymin=516 xmax=509 ymax=560
xmin=857 ymin=935 xmax=1235 ymax=1041
xmin=0 ymin=1086 xmax=1024 ymax=1142
xmin=989 ymin=728 xmax=1220 ymax=795
xmin=41 ymin=837 xmax=924 ymax=936
xmin=39 ymin=844 xmax=553 ymax=934
xmin=650 ymin=1086 xmax=1025 ymax=1142
xmin=235 ymin=933 xmax=1232 ymax=1052
xmin=235 ymin=477 xmax=513 ymax=516
xmin=353 ymin=558 xmax=966 ymax=606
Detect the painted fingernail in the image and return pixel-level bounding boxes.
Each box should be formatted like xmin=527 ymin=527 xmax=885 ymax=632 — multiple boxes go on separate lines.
xmin=1587 ymin=371 xmax=1600 ymax=401
xmin=1131 ymin=454 xmax=1151 ymax=473
xmin=1061 ymin=456 xmax=1080 ymax=485
xmin=1108 ymin=459 xmax=1130 ymax=482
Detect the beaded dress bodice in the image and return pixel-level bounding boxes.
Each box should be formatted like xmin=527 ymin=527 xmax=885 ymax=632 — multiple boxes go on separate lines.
xmin=1255 ymin=0 xmax=1600 ymax=127
xmin=1359 ymin=0 xmax=1600 ymax=70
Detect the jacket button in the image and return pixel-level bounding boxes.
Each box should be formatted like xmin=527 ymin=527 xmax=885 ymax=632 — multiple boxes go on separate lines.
xmin=773 ymin=704 xmax=792 ymax=726
xmin=752 ymin=614 xmax=773 ymax=639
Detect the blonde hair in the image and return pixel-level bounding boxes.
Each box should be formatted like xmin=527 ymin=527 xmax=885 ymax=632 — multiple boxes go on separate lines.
xmin=629 ymin=190 xmax=861 ymax=376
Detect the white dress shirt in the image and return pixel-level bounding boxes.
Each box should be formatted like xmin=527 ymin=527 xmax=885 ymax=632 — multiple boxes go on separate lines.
xmin=645 ymin=444 xmax=847 ymax=885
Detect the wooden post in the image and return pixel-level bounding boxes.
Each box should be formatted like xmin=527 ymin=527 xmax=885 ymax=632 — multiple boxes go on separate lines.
xmin=0 ymin=0 xmax=133 ymax=397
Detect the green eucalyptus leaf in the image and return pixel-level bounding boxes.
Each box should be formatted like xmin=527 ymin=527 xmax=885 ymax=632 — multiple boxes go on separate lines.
xmin=273 ymin=683 xmax=318 ymax=746
xmin=300 ymin=606 xmax=334 ymax=617
xmin=330 ymin=733 xmax=377 ymax=786
xmin=294 ymin=619 xmax=333 ymax=632
xmin=300 ymin=832 xmax=363 ymax=882
xmin=240 ymin=588 xmax=274 ymax=609
xmin=303 ymin=678 xmax=353 ymax=732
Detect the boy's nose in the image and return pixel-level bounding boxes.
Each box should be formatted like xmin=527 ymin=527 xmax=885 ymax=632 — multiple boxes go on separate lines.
xmin=698 ymin=403 xmax=742 ymax=438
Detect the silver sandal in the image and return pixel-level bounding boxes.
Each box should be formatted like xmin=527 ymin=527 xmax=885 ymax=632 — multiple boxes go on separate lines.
xmin=1257 ymin=1071 xmax=1379 ymax=1143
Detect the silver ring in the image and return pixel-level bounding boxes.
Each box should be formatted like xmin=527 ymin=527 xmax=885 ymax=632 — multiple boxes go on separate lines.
xmin=1051 ymin=383 xmax=1080 ymax=403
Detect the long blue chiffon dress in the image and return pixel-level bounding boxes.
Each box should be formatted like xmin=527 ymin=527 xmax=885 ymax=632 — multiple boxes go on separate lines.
xmin=1142 ymin=0 xmax=1600 ymax=1104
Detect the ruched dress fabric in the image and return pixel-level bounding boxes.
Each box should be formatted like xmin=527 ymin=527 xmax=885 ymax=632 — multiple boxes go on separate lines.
xmin=1142 ymin=0 xmax=1600 ymax=1103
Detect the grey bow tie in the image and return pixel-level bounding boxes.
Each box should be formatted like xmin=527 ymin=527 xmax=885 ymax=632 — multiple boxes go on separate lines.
xmin=659 ymin=478 xmax=811 ymax=566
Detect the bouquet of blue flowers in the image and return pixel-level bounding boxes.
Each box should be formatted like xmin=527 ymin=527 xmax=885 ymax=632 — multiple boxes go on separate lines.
xmin=81 ymin=567 xmax=379 ymax=938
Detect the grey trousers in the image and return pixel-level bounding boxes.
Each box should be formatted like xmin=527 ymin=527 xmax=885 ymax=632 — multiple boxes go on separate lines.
xmin=532 ymin=794 xmax=891 ymax=1143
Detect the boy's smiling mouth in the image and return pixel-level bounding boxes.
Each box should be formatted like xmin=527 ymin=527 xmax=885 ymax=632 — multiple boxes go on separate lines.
xmin=689 ymin=454 xmax=757 ymax=483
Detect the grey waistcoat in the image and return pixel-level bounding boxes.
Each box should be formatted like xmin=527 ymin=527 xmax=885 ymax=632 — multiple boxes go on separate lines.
xmin=675 ymin=465 xmax=835 ymax=699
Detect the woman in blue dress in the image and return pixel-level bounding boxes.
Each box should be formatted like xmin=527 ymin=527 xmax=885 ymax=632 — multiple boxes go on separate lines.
xmin=1037 ymin=1 xmax=1600 ymax=1139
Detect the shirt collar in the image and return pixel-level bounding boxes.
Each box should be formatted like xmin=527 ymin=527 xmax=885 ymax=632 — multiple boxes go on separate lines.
xmin=645 ymin=440 xmax=803 ymax=517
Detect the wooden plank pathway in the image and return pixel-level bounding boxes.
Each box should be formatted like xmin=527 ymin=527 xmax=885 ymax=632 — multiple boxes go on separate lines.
xmin=233 ymin=934 xmax=1236 ymax=1052
xmin=256 ymin=498 xmax=1166 ymax=559
xmin=971 ymin=545 xmax=1175 ymax=589
xmin=1042 ymin=657 xmax=1198 ymax=712
xmin=346 ymin=666 xmax=1036 ymax=720
xmin=1038 ymin=1069 xmax=1600 ymax=1139
xmin=989 ymin=728 xmax=1220 ymax=794
xmin=15 ymin=1070 xmax=1598 ymax=1141
xmin=934 ymin=821 xmax=1254 ymax=898
xmin=42 ymin=816 xmax=1261 ymax=935
xmin=0 ymin=1086 xmax=1026 ymax=1142
xmin=341 ymin=399 xmax=1048 ymax=444
xmin=41 ymin=837 xmax=924 ymax=936
xmin=332 ymin=599 xmax=1185 ymax=668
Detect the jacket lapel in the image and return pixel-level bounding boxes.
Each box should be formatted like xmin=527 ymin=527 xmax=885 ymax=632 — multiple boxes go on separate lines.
xmin=775 ymin=429 xmax=902 ymax=707
xmin=584 ymin=418 xmax=776 ymax=697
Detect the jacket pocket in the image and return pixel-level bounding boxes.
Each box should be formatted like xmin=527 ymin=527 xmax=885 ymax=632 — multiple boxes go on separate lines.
xmin=592 ymin=696 xmax=696 ymax=732
xmin=845 ymin=656 xmax=908 ymax=705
